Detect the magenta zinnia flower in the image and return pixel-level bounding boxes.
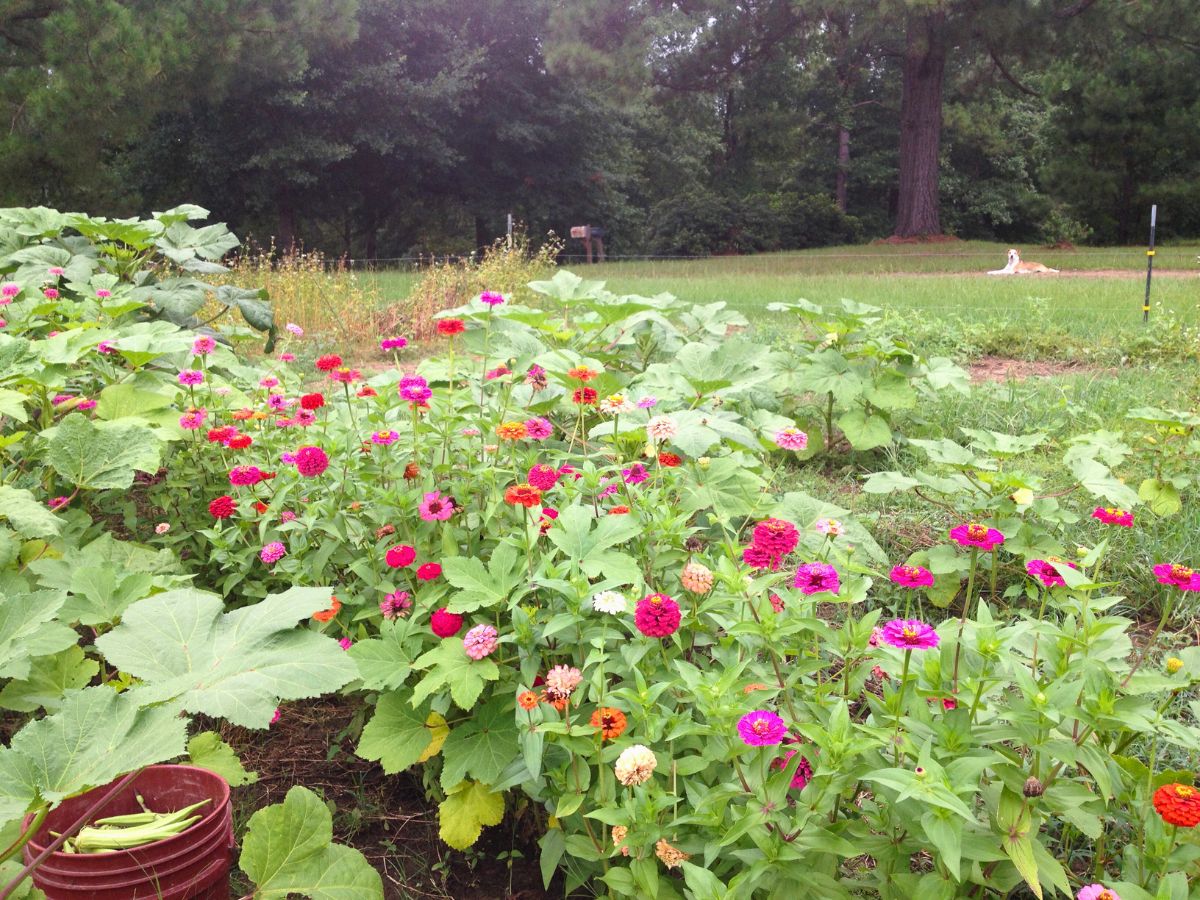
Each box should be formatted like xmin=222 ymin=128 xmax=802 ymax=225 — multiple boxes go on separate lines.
xmin=889 ymin=564 xmax=934 ymax=588
xmin=259 ymin=541 xmax=286 ymax=565
xmin=793 ymin=562 xmax=840 ymax=595
xmin=380 ymin=336 xmax=408 ymax=351
xmin=881 ymin=619 xmax=940 ymax=650
xmin=479 ymin=290 xmax=505 ymax=306
xmin=773 ymin=749 xmax=813 ymax=790
xmin=192 ymin=336 xmax=216 ymax=355
xmin=949 ymin=522 xmax=1005 ymax=550
xmin=1026 ymin=557 xmax=1078 ymax=588
xmin=419 ymin=491 xmax=455 ymax=521
xmin=379 ymin=590 xmax=412 ymax=620
xmin=524 ymin=417 xmax=553 ymax=440
xmin=634 ymin=593 xmax=681 ymax=638
xmin=371 ymin=430 xmax=400 ymax=445
xmin=179 ymin=408 xmax=208 ymax=430
xmin=294 ymin=445 xmax=330 ymax=477
xmin=1153 ymin=563 xmax=1199 ymax=591
xmin=229 ymin=465 xmax=265 ymax=486
xmin=751 ymin=518 xmax=799 ymax=558
xmin=1092 ymin=507 xmax=1133 ymax=527
xmin=178 ymin=369 xmax=204 ymax=386
xmin=463 ymin=624 xmax=499 ymax=660
xmin=737 ymin=710 xmax=787 ymax=746
xmin=1077 ymin=885 xmax=1121 ymax=900
xmin=621 ymin=463 xmax=648 ymax=485
xmin=528 ymin=463 xmax=559 ymax=491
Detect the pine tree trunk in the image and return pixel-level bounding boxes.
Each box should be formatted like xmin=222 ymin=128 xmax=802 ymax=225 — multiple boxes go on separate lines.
xmin=836 ymin=125 xmax=850 ymax=213
xmin=894 ymin=10 xmax=947 ymax=238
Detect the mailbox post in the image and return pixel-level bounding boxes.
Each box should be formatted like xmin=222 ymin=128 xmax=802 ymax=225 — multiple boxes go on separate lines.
xmin=569 ymin=225 xmax=606 ymax=263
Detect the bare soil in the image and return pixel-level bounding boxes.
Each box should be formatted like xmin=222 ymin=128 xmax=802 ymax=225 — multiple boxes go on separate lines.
xmin=967 ymin=356 xmax=1115 ymax=383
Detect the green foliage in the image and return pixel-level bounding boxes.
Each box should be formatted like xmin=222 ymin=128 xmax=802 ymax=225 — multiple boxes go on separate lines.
xmin=186 ymin=732 xmax=259 ymax=787
xmin=238 ymin=786 xmax=384 ymax=899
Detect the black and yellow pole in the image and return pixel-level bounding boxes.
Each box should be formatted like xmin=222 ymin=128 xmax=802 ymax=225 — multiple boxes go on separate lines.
xmin=1143 ymin=204 xmax=1156 ymax=324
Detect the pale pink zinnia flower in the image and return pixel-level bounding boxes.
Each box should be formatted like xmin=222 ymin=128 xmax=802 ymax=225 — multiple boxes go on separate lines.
xmin=614 ymin=744 xmax=657 ymax=786
xmin=814 ymin=517 xmax=842 ymax=536
xmin=774 ymin=427 xmax=808 ymax=451
xmin=646 ymin=415 xmax=676 ymax=442
xmin=463 ymin=624 xmax=499 ymax=660
xmin=259 ymin=541 xmax=287 ymax=565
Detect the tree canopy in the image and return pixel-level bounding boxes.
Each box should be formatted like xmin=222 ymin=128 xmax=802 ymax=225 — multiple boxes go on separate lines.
xmin=2 ymin=0 xmax=1197 ymax=256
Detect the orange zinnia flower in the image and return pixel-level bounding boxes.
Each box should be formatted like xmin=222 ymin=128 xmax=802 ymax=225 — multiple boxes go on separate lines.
xmin=312 ymin=596 xmax=342 ymax=623
xmin=607 ymin=505 xmax=630 ymax=515
xmin=495 ymin=421 xmax=528 ymax=441
xmin=504 ymin=483 xmax=543 ymax=507
xmin=1153 ymin=783 xmax=1200 ymax=827
xmin=566 ymin=365 xmax=597 ymax=382
xmin=517 ymin=690 xmax=539 ymax=711
xmin=590 ymin=707 xmax=627 ymax=740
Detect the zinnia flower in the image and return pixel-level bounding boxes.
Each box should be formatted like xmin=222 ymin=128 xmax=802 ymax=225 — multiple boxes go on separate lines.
xmin=567 ymin=365 xmax=598 ymax=381
xmin=463 ymin=624 xmax=499 ymax=660
xmin=524 ymin=417 xmax=553 ymax=440
xmin=774 ymin=428 xmax=808 ymax=451
xmin=590 ymin=707 xmax=627 ymax=740
xmin=155 ymin=522 xmax=171 ymax=535
xmin=614 ymin=745 xmax=657 ymax=786
xmin=479 ymin=290 xmax=505 ymax=306
xmin=496 ymin=421 xmax=527 ymax=441
xmin=1026 ymin=557 xmax=1078 ymax=588
xmin=881 ymin=619 xmax=940 ymax=650
xmin=313 ymin=597 xmax=342 ymax=623
xmin=737 ymin=710 xmax=787 ymax=746
xmin=259 ymin=541 xmax=287 ymax=565
xmin=229 ymin=465 xmax=265 ymax=486
xmin=300 ymin=392 xmax=325 ymax=410
xmin=419 ymin=491 xmax=455 ymax=521
xmin=599 ymin=393 xmax=635 ymax=415
xmin=285 ymin=322 xmax=304 ymax=336
xmin=416 ymin=562 xmax=442 ymax=581
xmin=485 ymin=365 xmax=510 ymax=380
xmin=793 ymin=562 xmax=840 ymax=595
xmin=622 ymin=463 xmax=648 ymax=485
xmin=680 ymin=562 xmax=713 ymax=594
xmin=634 ymin=593 xmax=681 ymax=638
xmin=1076 ymin=886 xmax=1120 ymax=900
xmin=431 ymin=608 xmax=464 ymax=637
xmin=593 ymin=590 xmax=626 ymax=614
xmin=773 ymin=749 xmax=813 ymax=790
xmin=315 ymin=354 xmax=342 ymax=371
xmin=380 ymin=336 xmax=408 ymax=350
xmin=751 ymin=518 xmax=799 ymax=559
xmin=379 ymin=591 xmax=411 ymax=619
xmin=1153 ymin=563 xmax=1199 ymax=591
xmin=637 ymin=396 xmax=658 ymax=409
xmin=655 ymin=839 xmax=689 ymax=869
xmin=1153 ymin=783 xmax=1200 ymax=827
xmin=1092 ymin=507 xmax=1133 ymax=527
xmin=544 ymin=665 xmax=583 ymax=704
xmin=814 ymin=517 xmax=842 ymax=536
xmin=504 ymin=483 xmax=543 ymax=508
xmin=179 ymin=408 xmax=208 ymax=430
xmin=949 ymin=522 xmax=1005 ymax=550
xmin=890 ymin=565 xmax=934 ymax=588
xmin=658 ymin=452 xmax=682 ymax=467
xmin=528 ymin=464 xmax=559 ymax=491
xmin=371 ymin=430 xmax=400 ymax=445
xmin=259 ymin=376 xmax=280 ymax=389
xmin=208 ymin=495 xmax=236 ymax=519
xmin=0 ymin=283 xmax=19 ymax=297
xmin=178 ymin=369 xmax=204 ymax=385
xmin=48 ymin=496 xmax=70 ymax=510
xmin=385 ymin=545 xmax=416 ymax=568
xmin=646 ymin=415 xmax=676 ymax=442
xmin=517 ymin=690 xmax=538 ymax=710
xmin=436 ymin=318 xmax=465 ymax=335
xmin=572 ymin=387 xmax=598 ymax=405
xmin=294 ymin=446 xmax=330 ymax=477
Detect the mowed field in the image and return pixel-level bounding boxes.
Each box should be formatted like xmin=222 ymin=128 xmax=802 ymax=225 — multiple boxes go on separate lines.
xmin=361 ymin=240 xmax=1200 ymax=343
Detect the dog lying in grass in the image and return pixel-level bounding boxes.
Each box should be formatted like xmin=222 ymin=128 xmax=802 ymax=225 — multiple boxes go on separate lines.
xmin=987 ymin=248 xmax=1059 ymax=275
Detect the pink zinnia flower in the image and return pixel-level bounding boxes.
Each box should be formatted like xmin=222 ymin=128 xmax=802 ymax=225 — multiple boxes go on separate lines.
xmin=949 ymin=522 xmax=1005 ymax=551
xmin=48 ymin=496 xmax=70 ymax=510
xmin=485 ymin=365 xmax=510 ymax=380
xmin=419 ymin=491 xmax=454 ymax=521
xmin=260 ymin=541 xmax=287 ymax=565
xmin=278 ymin=352 xmax=296 ymax=362
xmin=463 ymin=624 xmax=499 ymax=660
xmin=380 ymin=591 xmax=412 ymax=619
xmin=43 ymin=288 xmax=59 ymax=299
xmin=398 ymin=375 xmax=429 ymax=402
xmin=751 ymin=518 xmax=799 ymax=559
xmin=0 ymin=282 xmax=19 ymax=297
xmin=881 ymin=619 xmax=940 ymax=650
xmin=793 ymin=562 xmax=839 ymax=595
xmin=270 ymin=708 xmax=281 ymax=725
xmin=285 ymin=322 xmax=303 ymax=336
xmin=1092 ymin=507 xmax=1133 ymax=527
xmin=1077 ymin=885 xmax=1120 ymax=900
xmin=524 ymin=417 xmax=553 ymax=440
xmin=889 ymin=565 xmax=934 ymax=588
xmin=814 ymin=517 xmax=842 ymax=536
xmin=385 ymin=545 xmax=416 ymax=568
xmin=178 ymin=369 xmax=205 ymax=386
xmin=416 ymin=562 xmax=442 ymax=581
xmin=259 ymin=376 xmax=279 ymax=389
xmin=192 ymin=336 xmax=216 ymax=355
xmin=431 ymin=608 xmax=464 ymax=637
xmin=179 ymin=408 xmax=208 ymax=430
xmin=634 ymin=593 xmax=681 ymax=638
xmin=329 ymin=367 xmax=361 ymax=384
xmin=380 ymin=336 xmax=408 ymax=351
xmin=371 ymin=430 xmax=400 ymax=445
xmin=76 ymin=399 xmax=96 ymax=411
xmin=1026 ymin=558 xmax=1078 ymax=588
xmin=461 ymin=427 xmax=481 ymax=437
xmin=637 ymin=396 xmax=658 ymax=409
xmin=544 ymin=665 xmax=582 ymax=701
xmin=97 ymin=340 xmax=116 ymax=354
xmin=229 ymin=465 xmax=265 ymax=486
xmin=737 ymin=710 xmax=787 ymax=746
xmin=267 ymin=394 xmax=293 ymax=411
xmin=294 ymin=445 xmax=330 ymax=477
xmin=338 ymin=637 xmax=353 ymax=651
xmin=479 ymin=290 xmax=505 ymax=306
xmin=622 ymin=463 xmax=648 ymax=485
xmin=95 ymin=289 xmax=112 ymax=299
xmin=528 ymin=463 xmax=559 ymax=491
xmin=742 ymin=545 xmax=775 ymax=571
xmin=774 ymin=428 xmax=808 ymax=451
xmin=47 ymin=266 xmax=65 ymax=276
xmin=1153 ymin=563 xmax=1199 ymax=591
xmin=773 ymin=749 xmax=813 ymax=790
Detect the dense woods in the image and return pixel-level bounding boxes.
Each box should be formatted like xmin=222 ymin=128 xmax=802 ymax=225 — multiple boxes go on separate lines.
xmin=2 ymin=0 xmax=1198 ymax=256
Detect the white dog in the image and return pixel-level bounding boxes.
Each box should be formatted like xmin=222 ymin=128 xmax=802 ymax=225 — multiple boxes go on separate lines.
xmin=987 ymin=248 xmax=1059 ymax=275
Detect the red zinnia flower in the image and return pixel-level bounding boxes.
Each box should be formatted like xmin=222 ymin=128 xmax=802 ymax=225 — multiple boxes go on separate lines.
xmin=505 ymin=483 xmax=543 ymax=507
xmin=315 ymin=354 xmax=342 ymax=371
xmin=208 ymin=495 xmax=236 ymax=519
xmin=657 ymin=452 xmax=682 ymax=467
xmin=254 ymin=501 xmax=269 ymax=514
xmin=207 ymin=426 xmax=237 ymax=444
xmin=300 ymin=393 xmax=325 ymax=410
xmin=312 ymin=597 xmax=342 ymax=623
xmin=436 ymin=318 xmax=465 ymax=335
xmin=385 ymin=544 xmax=416 ymax=568
xmin=403 ymin=462 xmax=420 ymax=480
xmin=608 ymin=505 xmax=631 ymax=515
xmin=227 ymin=434 xmax=253 ymax=450
xmin=1153 ymin=783 xmax=1200 ymax=827
xmin=431 ymin=607 xmax=463 ymax=637
xmin=572 ymin=387 xmax=598 ymax=405
xmin=417 ymin=562 xmax=442 ymax=582
xmin=634 ymin=593 xmax=681 ymax=638
xmin=357 ymin=385 xmax=377 ymax=397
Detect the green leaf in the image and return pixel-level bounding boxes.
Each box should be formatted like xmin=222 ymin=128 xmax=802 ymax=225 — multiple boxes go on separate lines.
xmin=187 ymin=731 xmax=258 ymax=786
xmin=347 ymin=619 xmax=420 ymax=691
xmin=443 ymin=544 xmax=523 ymax=613
xmin=1138 ymin=478 xmax=1182 ymax=516
xmin=239 ymin=785 xmax=383 ymax=899
xmin=439 ymin=697 xmax=520 ymax=791
xmin=0 ymin=590 xmax=77 ymax=680
xmin=0 ymin=647 xmax=99 ymax=713
xmin=411 ymin=639 xmax=499 ymax=711
xmin=837 ymin=409 xmax=892 ymax=450
xmin=41 ymin=414 xmax=162 ymax=490
xmin=130 ymin=277 xmax=212 ymax=325
xmin=864 ymin=371 xmax=916 ymax=411
xmin=0 ymin=388 xmax=28 ymax=423
xmin=546 ymin=506 xmax=643 ymax=579
xmin=215 ymin=285 xmax=274 ymax=332
xmin=997 ymin=788 xmax=1041 ymax=899
xmin=94 ymin=384 xmax=176 ymax=422
xmin=0 ymin=486 xmax=61 ymax=538
xmin=1067 ymin=456 xmax=1139 ymax=509
xmin=61 ymin=567 xmax=154 ymax=626
xmin=155 ymin=221 xmax=239 ymax=264
xmin=0 ymin=687 xmax=187 ymax=828
xmin=438 ymin=780 xmax=505 ymax=850
xmin=356 ymin=693 xmax=434 ymax=774
xmin=861 ymin=470 xmax=919 ymax=494
xmin=95 ymin=586 xmax=358 ymax=728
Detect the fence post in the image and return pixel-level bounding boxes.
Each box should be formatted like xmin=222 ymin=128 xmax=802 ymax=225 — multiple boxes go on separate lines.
xmin=1143 ymin=204 xmax=1156 ymax=324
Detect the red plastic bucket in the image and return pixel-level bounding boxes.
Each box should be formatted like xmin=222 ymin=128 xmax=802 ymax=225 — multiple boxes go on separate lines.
xmin=22 ymin=765 xmax=234 ymax=900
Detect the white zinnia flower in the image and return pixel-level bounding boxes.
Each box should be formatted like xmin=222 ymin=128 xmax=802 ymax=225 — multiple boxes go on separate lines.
xmin=646 ymin=415 xmax=677 ymax=442
xmin=592 ymin=590 xmax=627 ymax=614
xmin=614 ymin=744 xmax=657 ymax=786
